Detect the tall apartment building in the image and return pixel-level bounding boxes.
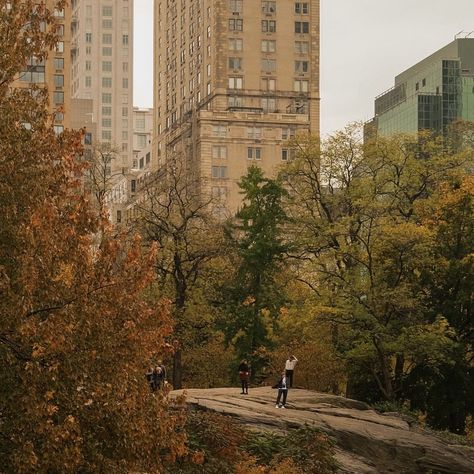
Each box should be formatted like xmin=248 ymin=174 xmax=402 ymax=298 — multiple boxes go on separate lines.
xmin=70 ymin=0 xmax=134 ymax=171
xmin=14 ymin=1 xmax=71 ymax=131
xmin=368 ymin=38 xmax=474 ymax=136
xmin=153 ymin=0 xmax=320 ymax=214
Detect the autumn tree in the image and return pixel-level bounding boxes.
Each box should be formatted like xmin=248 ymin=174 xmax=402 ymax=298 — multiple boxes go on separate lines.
xmin=0 ymin=2 xmax=187 ymax=470
xmin=404 ymin=175 xmax=474 ymax=433
xmin=283 ymin=125 xmax=470 ymax=402
xmin=221 ymin=166 xmax=289 ymax=373
xmin=136 ymin=152 xmax=226 ymax=389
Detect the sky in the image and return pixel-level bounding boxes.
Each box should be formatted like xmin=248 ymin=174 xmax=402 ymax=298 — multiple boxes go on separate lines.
xmin=133 ymin=0 xmax=474 ymax=137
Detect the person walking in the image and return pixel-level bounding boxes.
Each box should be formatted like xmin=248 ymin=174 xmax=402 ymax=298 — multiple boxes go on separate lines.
xmin=285 ymin=355 xmax=298 ymax=388
xmin=274 ymin=371 xmax=289 ymax=408
xmin=238 ymin=359 xmax=250 ymax=394
xmin=152 ymin=365 xmax=163 ymax=391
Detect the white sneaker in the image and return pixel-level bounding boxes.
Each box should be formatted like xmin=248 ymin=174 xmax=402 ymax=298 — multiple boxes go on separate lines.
xmin=275 ymin=404 xmax=280 ymax=408
xmin=281 ymin=405 xmax=286 ymax=409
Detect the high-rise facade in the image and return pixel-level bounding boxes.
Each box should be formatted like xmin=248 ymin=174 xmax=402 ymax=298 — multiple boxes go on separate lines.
xmin=14 ymin=1 xmax=72 ymax=132
xmin=369 ymin=38 xmax=474 ymax=136
xmin=70 ymin=0 xmax=134 ymax=170
xmin=153 ymin=0 xmax=320 ymax=214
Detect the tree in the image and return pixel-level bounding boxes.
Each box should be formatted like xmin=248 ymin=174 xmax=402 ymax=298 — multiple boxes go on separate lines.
xmin=84 ymin=141 xmax=123 ymax=218
xmin=284 ymin=126 xmax=469 ymax=402
xmin=0 ymin=3 xmax=187 ymax=470
xmin=405 ymin=175 xmax=474 ymax=433
xmin=136 ymin=152 xmax=225 ymax=389
xmin=221 ymin=166 xmax=289 ymax=372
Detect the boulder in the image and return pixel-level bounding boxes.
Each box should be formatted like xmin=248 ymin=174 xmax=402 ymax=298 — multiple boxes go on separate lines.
xmin=172 ymin=387 xmax=474 ymax=474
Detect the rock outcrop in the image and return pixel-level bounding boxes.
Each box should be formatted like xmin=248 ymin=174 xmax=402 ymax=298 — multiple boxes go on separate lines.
xmin=172 ymin=387 xmax=474 ymax=473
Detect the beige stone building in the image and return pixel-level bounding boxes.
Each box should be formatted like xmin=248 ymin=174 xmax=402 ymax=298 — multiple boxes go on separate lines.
xmin=132 ymin=107 xmax=154 ymax=169
xmin=70 ymin=0 xmax=134 ymax=171
xmin=153 ymin=0 xmax=320 ymax=214
xmin=14 ymin=1 xmax=72 ymax=131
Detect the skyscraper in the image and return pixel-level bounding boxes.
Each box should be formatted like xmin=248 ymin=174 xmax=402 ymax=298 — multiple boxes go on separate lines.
xmin=70 ymin=0 xmax=134 ymax=170
xmin=369 ymin=38 xmax=474 ymax=136
xmin=153 ymin=0 xmax=320 ymax=214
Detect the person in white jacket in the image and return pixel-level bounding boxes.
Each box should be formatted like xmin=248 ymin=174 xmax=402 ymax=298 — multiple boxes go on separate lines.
xmin=285 ymin=355 xmax=298 ymax=388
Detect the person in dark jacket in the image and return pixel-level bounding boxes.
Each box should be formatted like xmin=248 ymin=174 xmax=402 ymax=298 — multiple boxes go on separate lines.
xmin=274 ymin=372 xmax=289 ymax=408
xmin=238 ymin=359 xmax=250 ymax=394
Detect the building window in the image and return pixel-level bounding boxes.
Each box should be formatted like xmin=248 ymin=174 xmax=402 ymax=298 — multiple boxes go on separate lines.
xmin=295 ymin=21 xmax=309 ymax=33
xmin=102 ymin=93 xmax=112 ymax=104
xmin=21 ymin=58 xmax=45 ymax=83
xmin=229 ymin=38 xmax=243 ymax=51
xmin=261 ymin=40 xmax=276 ymax=52
xmin=85 ymin=60 xmax=92 ymax=71
xmin=213 ymin=125 xmax=227 ymax=137
xmin=247 ymin=127 xmax=261 ymax=139
xmin=102 ymin=118 xmax=112 ymax=127
xmin=102 ymin=47 xmax=112 ymax=56
xmin=295 ymin=60 xmax=309 ymax=73
xmin=56 ymin=41 xmax=64 ymax=53
xmin=281 ymin=148 xmax=295 ymax=161
xmin=294 ymin=80 xmax=309 ymax=92
xmin=262 ymin=1 xmax=276 ymax=14
xmin=229 ymin=57 xmax=242 ymax=70
xmin=229 ymin=19 xmax=243 ymax=31
xmin=102 ymin=130 xmax=112 ymax=140
xmin=228 ymin=96 xmax=243 ymax=107
xmin=136 ymin=117 xmax=145 ymax=129
xmin=85 ymin=76 xmax=91 ymax=87
xmin=122 ymin=34 xmax=129 ymax=46
xmin=229 ymin=0 xmax=243 ymax=13
xmin=247 ymin=147 xmax=262 ymax=160
xmin=53 ymin=125 xmax=64 ymax=134
xmin=102 ymin=33 xmax=112 ymax=44
xmin=116 ymin=210 xmax=122 ymax=223
xmin=295 ymin=41 xmax=309 ymax=54
xmin=295 ymin=3 xmax=309 ymax=14
xmin=122 ymin=78 xmax=129 ymax=88
xmin=102 ymin=6 xmax=113 ymax=16
xmin=261 ymin=20 xmax=276 ymax=32
xmin=102 ymin=61 xmax=112 ymax=72
xmin=102 ymin=106 xmax=112 ymax=115
xmin=122 ymin=107 xmax=128 ymax=117
xmin=102 ymin=19 xmax=112 ymax=29
xmin=54 ymin=57 xmax=64 ymax=69
xmin=85 ymin=32 xmax=92 ymax=43
xmin=212 ymin=165 xmax=228 ymax=178
xmin=282 ymin=127 xmax=296 ymax=140
xmin=53 ymin=91 xmax=64 ymax=104
xmin=228 ymin=76 xmax=243 ymax=89
xmin=212 ymin=145 xmax=227 ymax=159
xmin=212 ymin=186 xmax=228 ymax=199
xmin=137 ymin=134 xmax=147 ymax=147
xmin=261 ymin=97 xmax=276 ymax=112
xmin=261 ymin=58 xmax=276 ymax=72
xmin=102 ymin=77 xmax=112 ymax=88
xmin=261 ymin=77 xmax=276 ymax=91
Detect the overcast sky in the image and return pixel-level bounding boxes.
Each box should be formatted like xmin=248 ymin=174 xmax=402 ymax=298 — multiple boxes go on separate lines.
xmin=134 ymin=0 xmax=474 ymax=137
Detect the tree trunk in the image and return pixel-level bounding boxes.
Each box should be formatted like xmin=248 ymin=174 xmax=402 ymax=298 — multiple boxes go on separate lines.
xmin=172 ymin=348 xmax=182 ymax=389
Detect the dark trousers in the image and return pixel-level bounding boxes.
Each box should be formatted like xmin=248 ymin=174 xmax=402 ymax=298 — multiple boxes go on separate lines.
xmin=285 ymin=369 xmax=294 ymax=388
xmin=241 ymin=379 xmax=248 ymax=394
xmin=276 ymin=388 xmax=288 ymax=406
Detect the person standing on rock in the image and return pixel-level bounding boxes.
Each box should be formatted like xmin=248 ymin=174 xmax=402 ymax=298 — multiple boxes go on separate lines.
xmin=274 ymin=371 xmax=289 ymax=408
xmin=285 ymin=355 xmax=298 ymax=388
xmin=238 ymin=359 xmax=250 ymax=394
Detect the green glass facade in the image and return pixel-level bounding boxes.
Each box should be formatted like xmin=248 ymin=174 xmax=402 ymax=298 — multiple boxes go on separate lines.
xmin=370 ymin=39 xmax=474 ymax=136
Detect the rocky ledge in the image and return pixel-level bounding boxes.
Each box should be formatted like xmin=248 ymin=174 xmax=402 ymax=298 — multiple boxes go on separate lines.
xmin=172 ymin=387 xmax=474 ymax=473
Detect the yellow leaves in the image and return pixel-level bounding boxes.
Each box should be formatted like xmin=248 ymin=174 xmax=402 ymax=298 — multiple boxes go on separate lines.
xmin=46 ymin=404 xmax=58 ymax=416
xmin=51 ymin=262 xmax=74 ymax=288
xmin=243 ymin=295 xmax=256 ymax=306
